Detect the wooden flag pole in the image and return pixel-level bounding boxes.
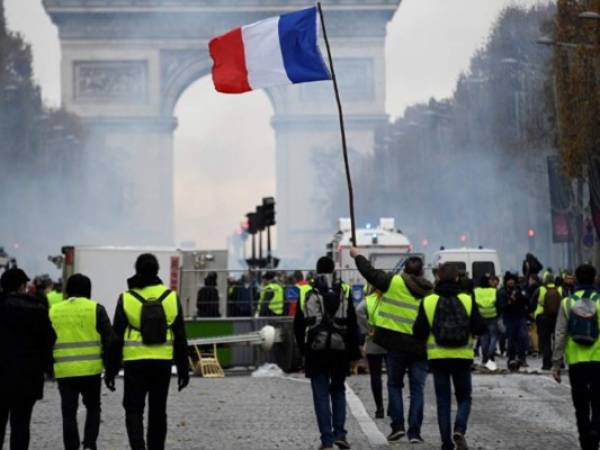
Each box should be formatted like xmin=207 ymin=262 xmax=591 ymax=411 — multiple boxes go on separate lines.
xmin=317 ymin=2 xmax=357 ymax=246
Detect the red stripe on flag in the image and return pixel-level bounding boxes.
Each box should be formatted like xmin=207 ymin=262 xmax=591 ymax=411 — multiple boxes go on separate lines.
xmin=209 ymin=28 xmax=252 ymax=94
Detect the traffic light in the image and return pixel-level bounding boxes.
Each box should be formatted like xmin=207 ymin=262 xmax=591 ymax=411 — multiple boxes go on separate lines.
xmin=246 ymin=212 xmax=258 ymax=234
xmin=262 ymin=197 xmax=276 ymax=226
xmin=528 ymin=228 xmax=536 ymax=238
xmin=255 ymin=205 xmax=266 ymax=231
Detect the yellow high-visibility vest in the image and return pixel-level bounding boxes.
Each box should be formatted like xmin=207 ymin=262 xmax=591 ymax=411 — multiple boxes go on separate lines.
xmin=50 ymin=297 xmax=103 ymax=378
xmin=122 ymin=285 xmax=178 ymax=361
xmin=375 ymin=275 xmax=421 ymax=335
xmin=423 ymin=293 xmax=474 ymax=360
xmin=474 ymin=287 xmax=497 ymax=319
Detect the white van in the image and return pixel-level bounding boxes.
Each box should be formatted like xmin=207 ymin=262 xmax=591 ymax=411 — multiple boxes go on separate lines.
xmin=428 ymin=247 xmax=502 ymax=283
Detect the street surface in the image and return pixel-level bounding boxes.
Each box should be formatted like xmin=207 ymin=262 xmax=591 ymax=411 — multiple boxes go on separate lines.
xmin=22 ymin=366 xmax=578 ymax=450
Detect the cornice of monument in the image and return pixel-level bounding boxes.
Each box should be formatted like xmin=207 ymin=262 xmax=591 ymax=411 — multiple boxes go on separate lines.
xmin=44 ymin=0 xmax=401 ymax=39
xmin=43 ymin=0 xmax=400 ymax=12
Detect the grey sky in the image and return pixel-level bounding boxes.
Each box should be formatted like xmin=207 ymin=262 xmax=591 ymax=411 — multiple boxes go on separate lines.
xmin=5 ymin=0 xmax=547 ymax=250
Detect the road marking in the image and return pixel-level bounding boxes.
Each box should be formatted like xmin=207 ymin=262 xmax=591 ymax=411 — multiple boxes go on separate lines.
xmin=345 ymin=383 xmax=389 ymax=448
xmin=279 ymin=376 xmax=389 ymax=448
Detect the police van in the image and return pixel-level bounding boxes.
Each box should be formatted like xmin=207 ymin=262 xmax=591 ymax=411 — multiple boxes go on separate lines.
xmin=428 ymin=247 xmax=502 ymax=283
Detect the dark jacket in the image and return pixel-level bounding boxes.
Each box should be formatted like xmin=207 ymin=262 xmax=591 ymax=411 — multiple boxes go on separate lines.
xmin=354 ymin=255 xmax=433 ymax=357
xmin=412 ymin=280 xmax=487 ymax=369
xmin=498 ymin=286 xmax=529 ymax=321
xmin=293 ymin=279 xmax=361 ymax=378
xmin=107 ymin=277 xmax=189 ymax=380
xmin=196 ymin=286 xmax=220 ymax=317
xmin=0 ymin=292 xmax=56 ymax=399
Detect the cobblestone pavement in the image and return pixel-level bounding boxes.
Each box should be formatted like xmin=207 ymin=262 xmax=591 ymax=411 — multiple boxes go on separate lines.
xmin=19 ymin=369 xmax=578 ymax=450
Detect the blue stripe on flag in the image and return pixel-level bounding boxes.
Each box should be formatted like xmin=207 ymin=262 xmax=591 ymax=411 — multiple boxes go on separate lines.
xmin=278 ymin=6 xmax=331 ymax=84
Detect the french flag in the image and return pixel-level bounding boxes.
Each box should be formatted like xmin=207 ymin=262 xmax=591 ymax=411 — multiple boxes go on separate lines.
xmin=209 ymin=6 xmax=331 ymax=94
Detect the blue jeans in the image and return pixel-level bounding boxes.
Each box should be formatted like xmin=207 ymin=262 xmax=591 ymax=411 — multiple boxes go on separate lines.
xmin=310 ymin=372 xmax=347 ymax=446
xmin=480 ymin=318 xmax=498 ymax=363
xmin=386 ymin=350 xmax=428 ymax=438
xmin=504 ymin=317 xmax=528 ymax=362
xmin=432 ymin=366 xmax=472 ymax=450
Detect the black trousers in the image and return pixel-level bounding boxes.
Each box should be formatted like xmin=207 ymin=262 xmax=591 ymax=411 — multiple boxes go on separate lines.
xmin=569 ymin=362 xmax=600 ymax=450
xmin=537 ymin=316 xmax=556 ymax=369
xmin=366 ymin=354 xmax=385 ymax=411
xmin=57 ymin=375 xmax=102 ymax=450
xmin=123 ymin=360 xmax=172 ymax=450
xmin=0 ymin=396 xmax=36 ymax=450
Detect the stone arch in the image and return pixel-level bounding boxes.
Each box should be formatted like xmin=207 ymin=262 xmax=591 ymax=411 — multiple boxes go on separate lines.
xmin=44 ymin=0 xmax=401 ymax=263
xmin=160 ymin=49 xmax=212 ymax=116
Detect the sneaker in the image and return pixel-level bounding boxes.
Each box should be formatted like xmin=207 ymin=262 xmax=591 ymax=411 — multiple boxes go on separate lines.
xmin=375 ymin=409 xmax=384 ymax=419
xmin=453 ymin=432 xmax=469 ymax=450
xmin=409 ymin=436 xmax=424 ymax=444
xmin=387 ymin=427 xmax=406 ymax=442
xmin=318 ymin=445 xmax=333 ymax=450
xmin=334 ymin=438 xmax=351 ymax=449
xmin=485 ymin=360 xmax=497 ymax=371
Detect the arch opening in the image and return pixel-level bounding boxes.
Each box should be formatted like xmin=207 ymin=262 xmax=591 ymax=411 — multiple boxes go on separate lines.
xmin=173 ymin=75 xmax=276 ymax=263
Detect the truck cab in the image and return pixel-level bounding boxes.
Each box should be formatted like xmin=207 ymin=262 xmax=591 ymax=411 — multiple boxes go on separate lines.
xmin=328 ymin=218 xmax=421 ymax=296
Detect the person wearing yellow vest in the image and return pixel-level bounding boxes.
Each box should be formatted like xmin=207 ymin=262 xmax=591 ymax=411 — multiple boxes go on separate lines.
xmin=535 ymin=275 xmax=563 ymax=370
xmin=413 ymin=263 xmax=487 ymax=450
xmin=106 ymin=253 xmax=189 ymax=450
xmin=50 ymin=274 xmax=112 ymax=450
xmin=473 ymin=275 xmax=498 ymax=370
xmin=47 ymin=280 xmax=64 ymax=309
xmin=257 ymin=272 xmax=284 ymax=317
xmin=553 ymin=264 xmax=600 ymax=450
xmin=356 ymin=288 xmax=387 ymax=418
xmin=351 ymin=248 xmax=433 ymax=444
xmin=294 ymin=270 xmax=312 ymax=313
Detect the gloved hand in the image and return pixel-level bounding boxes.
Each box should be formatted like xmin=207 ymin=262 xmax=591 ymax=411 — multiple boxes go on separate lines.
xmin=104 ymin=376 xmax=116 ymax=392
xmin=178 ymin=373 xmax=190 ymax=392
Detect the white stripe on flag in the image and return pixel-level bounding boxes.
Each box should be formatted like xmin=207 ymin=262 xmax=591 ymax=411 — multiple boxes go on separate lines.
xmin=241 ymin=17 xmax=290 ymax=90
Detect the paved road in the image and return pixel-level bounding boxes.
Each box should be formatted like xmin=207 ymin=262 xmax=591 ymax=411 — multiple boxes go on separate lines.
xmin=18 ymin=369 xmax=578 ymax=450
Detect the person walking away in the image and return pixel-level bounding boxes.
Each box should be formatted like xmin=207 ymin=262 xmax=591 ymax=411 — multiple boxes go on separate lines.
xmin=295 ymin=270 xmax=312 ymax=312
xmin=553 ymin=264 xmax=600 ymax=450
xmin=356 ymin=288 xmax=387 ymax=418
xmin=535 ymin=275 xmax=563 ymax=370
xmin=256 ymin=271 xmax=284 ymax=317
xmin=525 ymin=274 xmax=541 ymax=357
xmin=106 ymin=253 xmax=189 ymax=450
xmin=413 ymin=263 xmax=487 ymax=450
xmin=473 ymin=275 xmax=498 ymax=371
xmin=294 ymin=257 xmax=361 ymax=450
xmin=0 ymin=268 xmax=56 ymax=450
xmin=350 ymin=248 xmax=433 ymax=443
xmin=50 ymin=274 xmax=113 ymax=450
xmin=47 ymin=279 xmax=64 ymax=309
xmin=196 ymin=272 xmax=220 ymax=317
xmin=498 ymin=272 xmax=529 ymax=370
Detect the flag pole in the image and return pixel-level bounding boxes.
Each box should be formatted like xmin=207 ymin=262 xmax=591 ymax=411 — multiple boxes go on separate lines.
xmin=317 ymin=2 xmax=357 ymax=246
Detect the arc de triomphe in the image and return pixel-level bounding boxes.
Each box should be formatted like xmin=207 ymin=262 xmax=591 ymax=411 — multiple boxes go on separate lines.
xmin=43 ymin=0 xmax=401 ymax=265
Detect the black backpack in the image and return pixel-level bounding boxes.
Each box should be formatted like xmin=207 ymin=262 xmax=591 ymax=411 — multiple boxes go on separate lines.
xmin=128 ymin=289 xmax=172 ymax=345
xmin=432 ymin=296 xmax=470 ymax=348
